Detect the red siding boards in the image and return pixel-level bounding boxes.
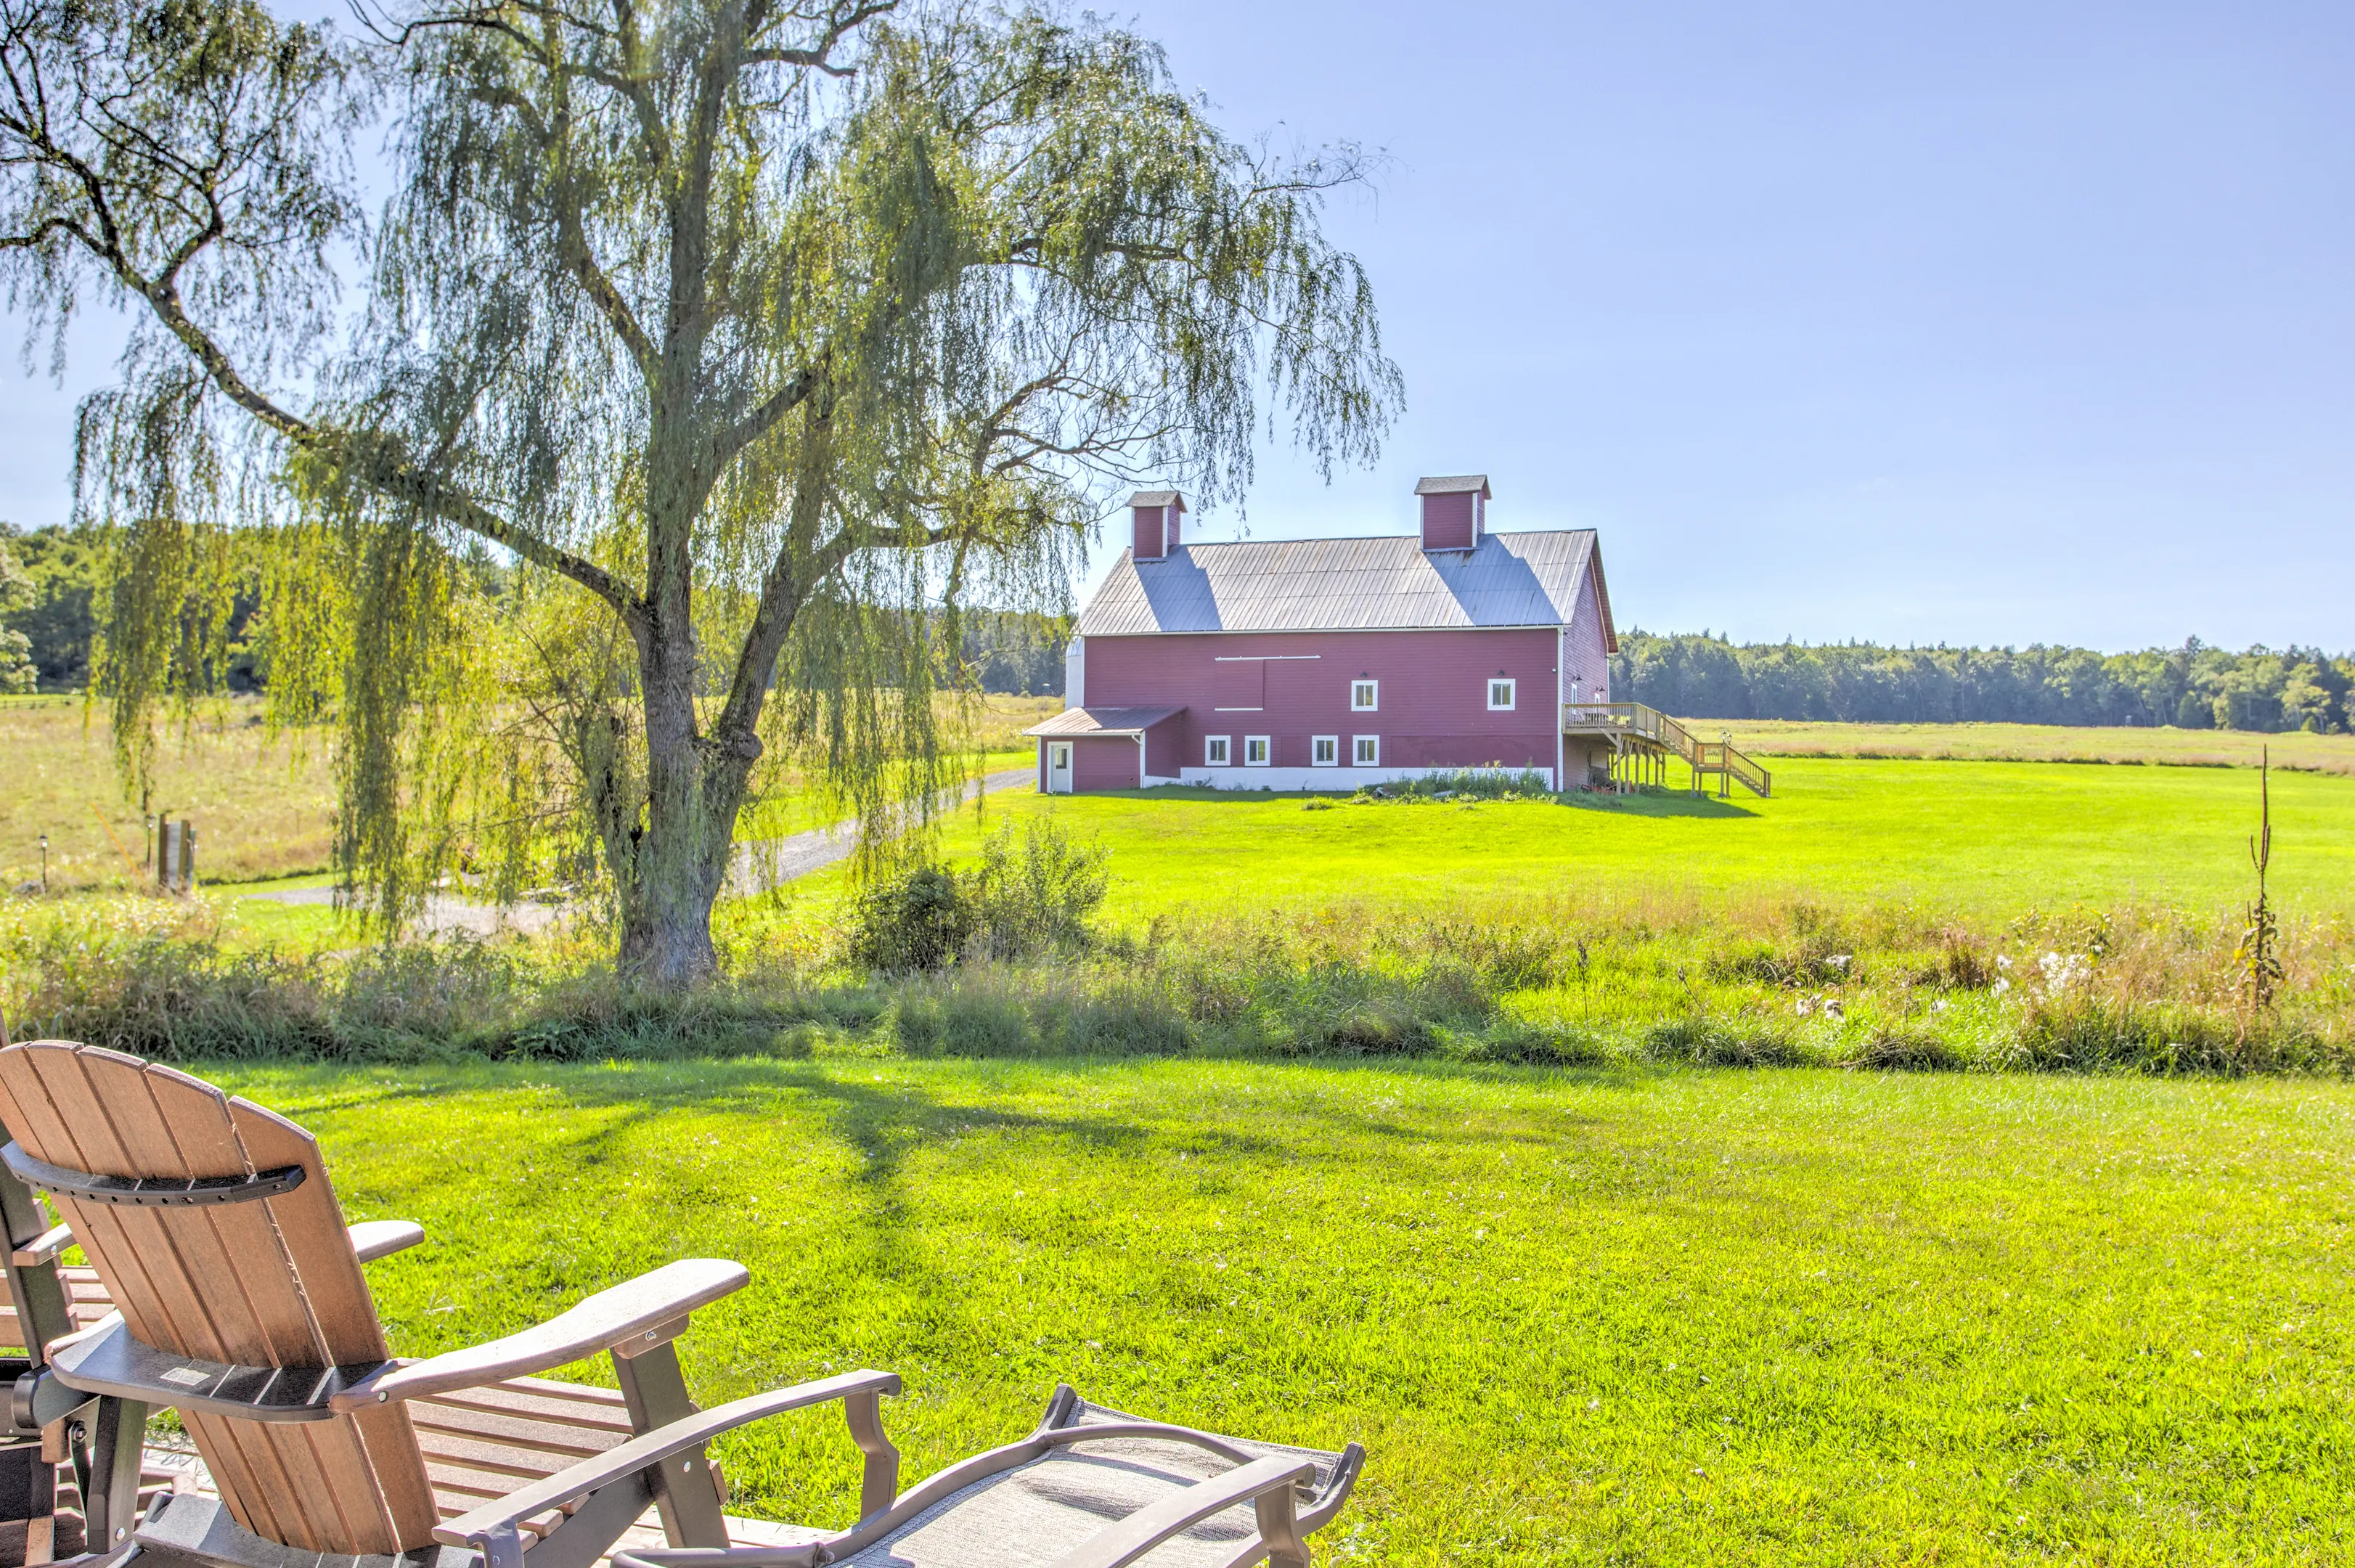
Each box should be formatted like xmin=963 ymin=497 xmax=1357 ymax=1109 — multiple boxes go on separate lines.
xmin=1082 ymin=627 xmax=1559 ymax=780
xmin=1143 ymin=717 xmax=1185 ymax=780
xmin=1212 ymin=658 xmax=1265 ymax=711
xmin=1562 ymin=571 xmax=1612 ymax=703
xmin=1132 ymin=506 xmax=1167 ymax=560
xmin=1419 ymin=491 xmax=1475 ymax=551
xmin=1072 ymin=735 xmax=1141 ymax=791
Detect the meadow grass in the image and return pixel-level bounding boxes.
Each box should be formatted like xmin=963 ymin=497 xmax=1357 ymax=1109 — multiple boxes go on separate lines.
xmin=1728 ymin=719 xmax=2355 ymax=776
xmin=786 ymin=754 xmax=2355 ymax=920
xmin=208 ymin=1054 xmax=2355 ymax=1566
xmin=0 ymin=697 xmax=336 ymax=888
xmin=4 ymin=748 xmax=2348 ymax=1072
xmin=0 ymin=692 xmax=1056 ymax=892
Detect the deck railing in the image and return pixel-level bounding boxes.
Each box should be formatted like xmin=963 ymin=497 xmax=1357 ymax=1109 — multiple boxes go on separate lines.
xmin=1561 ymin=702 xmax=1772 ymax=797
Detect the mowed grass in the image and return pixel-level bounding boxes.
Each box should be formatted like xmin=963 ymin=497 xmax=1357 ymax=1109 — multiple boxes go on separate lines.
xmin=793 ymin=755 xmax=2355 ymax=921
xmin=1729 ymin=720 xmax=2355 ymax=777
xmin=219 ymin=1056 xmax=2353 ymax=1565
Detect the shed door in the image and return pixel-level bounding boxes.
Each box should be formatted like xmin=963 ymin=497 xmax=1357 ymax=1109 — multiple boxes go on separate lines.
xmin=1047 ymin=742 xmax=1074 ymax=793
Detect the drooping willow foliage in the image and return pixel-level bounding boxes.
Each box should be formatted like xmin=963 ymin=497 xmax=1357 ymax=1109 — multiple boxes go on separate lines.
xmin=1 ymin=0 xmax=1403 ymax=981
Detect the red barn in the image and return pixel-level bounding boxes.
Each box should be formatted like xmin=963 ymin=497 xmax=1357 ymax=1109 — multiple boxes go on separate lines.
xmin=1027 ymin=475 xmax=1627 ymax=793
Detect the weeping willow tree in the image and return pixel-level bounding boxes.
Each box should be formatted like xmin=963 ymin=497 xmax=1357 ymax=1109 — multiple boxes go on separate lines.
xmin=0 ymin=0 xmax=1400 ymax=982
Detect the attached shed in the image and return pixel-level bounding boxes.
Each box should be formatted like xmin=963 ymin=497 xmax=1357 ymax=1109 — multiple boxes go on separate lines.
xmin=1024 ymin=706 xmax=1188 ymax=793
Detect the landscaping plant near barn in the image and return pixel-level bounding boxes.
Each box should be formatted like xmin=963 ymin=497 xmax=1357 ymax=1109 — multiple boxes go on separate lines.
xmin=0 ymin=0 xmax=1399 ymax=983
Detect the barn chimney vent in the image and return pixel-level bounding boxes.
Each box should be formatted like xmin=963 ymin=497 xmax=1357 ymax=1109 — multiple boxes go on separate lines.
xmin=1129 ymin=489 xmax=1185 ymax=560
xmin=1413 ymin=474 xmax=1490 ymax=552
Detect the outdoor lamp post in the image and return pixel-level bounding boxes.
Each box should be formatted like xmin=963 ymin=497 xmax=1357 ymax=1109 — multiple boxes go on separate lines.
xmin=38 ymin=833 xmax=46 ymax=893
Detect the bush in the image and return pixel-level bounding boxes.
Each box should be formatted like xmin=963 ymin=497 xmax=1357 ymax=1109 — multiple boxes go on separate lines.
xmin=849 ymin=818 xmax=1108 ymax=972
xmin=849 ymin=867 xmax=973 ymax=973
xmin=966 ymin=817 xmax=1109 ymax=960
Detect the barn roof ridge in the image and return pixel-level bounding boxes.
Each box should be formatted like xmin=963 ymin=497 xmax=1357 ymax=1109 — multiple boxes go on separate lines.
xmin=1076 ymin=527 xmax=1609 ymax=639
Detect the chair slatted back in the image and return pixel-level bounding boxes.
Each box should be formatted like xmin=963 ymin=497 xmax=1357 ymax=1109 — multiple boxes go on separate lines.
xmin=0 ymin=1042 xmax=438 ymax=1554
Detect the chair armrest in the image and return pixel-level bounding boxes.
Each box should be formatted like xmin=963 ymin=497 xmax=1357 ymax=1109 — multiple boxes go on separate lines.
xmin=10 ymin=1222 xmax=72 ymax=1267
xmin=328 ymin=1258 xmax=748 ymax=1411
xmin=1046 ymin=1455 xmax=1316 ymax=1568
xmin=431 ymin=1371 xmax=902 ymax=1551
xmin=348 ymin=1220 xmax=425 ymax=1262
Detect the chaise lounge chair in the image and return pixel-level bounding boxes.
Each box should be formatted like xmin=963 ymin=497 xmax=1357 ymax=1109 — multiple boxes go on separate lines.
xmin=0 ymin=1042 xmax=1364 ymax=1568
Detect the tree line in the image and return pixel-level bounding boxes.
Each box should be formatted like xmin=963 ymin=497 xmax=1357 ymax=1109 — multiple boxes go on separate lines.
xmin=0 ymin=522 xmax=1070 ymax=698
xmin=1609 ymin=632 xmax=2355 ymax=732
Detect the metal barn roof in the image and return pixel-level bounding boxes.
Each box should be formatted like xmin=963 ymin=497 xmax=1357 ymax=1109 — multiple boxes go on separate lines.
xmin=1022 ymin=706 xmax=1187 ymax=738
xmin=1075 ymin=529 xmax=1608 ymax=639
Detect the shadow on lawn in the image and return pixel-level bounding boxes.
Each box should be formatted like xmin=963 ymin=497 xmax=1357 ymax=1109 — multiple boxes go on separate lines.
xmin=268 ymin=1055 xmax=1612 ymax=1203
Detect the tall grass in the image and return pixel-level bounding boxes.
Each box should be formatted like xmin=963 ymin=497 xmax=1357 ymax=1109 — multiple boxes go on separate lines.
xmin=4 ymin=884 xmax=2346 ymax=1076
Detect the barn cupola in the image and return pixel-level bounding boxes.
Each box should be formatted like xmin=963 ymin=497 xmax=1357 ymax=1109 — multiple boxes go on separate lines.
xmin=1129 ymin=490 xmax=1187 ymax=560
xmin=1413 ymin=474 xmax=1490 ymax=552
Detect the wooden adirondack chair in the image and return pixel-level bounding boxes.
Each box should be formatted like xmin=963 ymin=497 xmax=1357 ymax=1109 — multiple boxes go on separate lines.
xmin=0 ymin=1040 xmax=756 ymax=1567
xmin=0 ymin=1042 xmax=1364 ymax=1568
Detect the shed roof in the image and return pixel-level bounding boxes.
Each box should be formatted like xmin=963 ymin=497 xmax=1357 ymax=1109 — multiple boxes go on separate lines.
xmin=1413 ymin=474 xmax=1491 ymax=497
xmin=1076 ymin=530 xmax=1610 ymax=641
xmin=1127 ymin=490 xmax=1186 ymax=510
xmin=1022 ymin=705 xmax=1187 ymax=738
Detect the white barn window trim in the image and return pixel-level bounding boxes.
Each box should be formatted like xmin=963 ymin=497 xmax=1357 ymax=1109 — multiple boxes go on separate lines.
xmin=1205 ymin=735 xmax=1231 ymax=767
xmin=1488 ymin=677 xmax=1517 ymax=711
xmin=1312 ymin=735 xmax=1339 ymax=766
xmin=1350 ymin=679 xmax=1379 ymax=711
xmin=1352 ymin=735 xmax=1380 ymax=766
xmin=1244 ymin=736 xmax=1271 ymax=767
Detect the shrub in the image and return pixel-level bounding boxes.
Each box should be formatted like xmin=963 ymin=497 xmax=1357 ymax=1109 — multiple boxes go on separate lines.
xmin=966 ymin=817 xmax=1109 ymax=960
xmin=849 ymin=818 xmax=1108 ymax=973
xmin=849 ymin=867 xmax=973 ymax=973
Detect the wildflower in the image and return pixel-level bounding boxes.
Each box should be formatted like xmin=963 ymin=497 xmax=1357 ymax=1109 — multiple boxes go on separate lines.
xmin=1795 ymin=996 xmax=1813 ymax=1017
xmin=1993 ymin=977 xmax=2012 ymax=995
xmin=1996 ymin=955 xmax=2012 ymax=971
xmin=2038 ymin=951 xmax=2090 ymax=989
xmin=1827 ymin=954 xmax=1851 ymax=971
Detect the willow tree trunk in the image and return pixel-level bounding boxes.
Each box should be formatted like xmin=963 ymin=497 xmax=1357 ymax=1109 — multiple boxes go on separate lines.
xmin=612 ymin=590 xmax=764 ymax=986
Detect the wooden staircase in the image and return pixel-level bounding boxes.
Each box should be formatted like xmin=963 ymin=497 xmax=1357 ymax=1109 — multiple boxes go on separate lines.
xmin=1562 ymin=703 xmax=1773 ymax=798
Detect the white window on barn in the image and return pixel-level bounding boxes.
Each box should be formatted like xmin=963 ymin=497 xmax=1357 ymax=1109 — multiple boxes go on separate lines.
xmin=1244 ymin=736 xmax=1271 ymax=767
xmin=1350 ymin=679 xmax=1379 ymax=711
xmin=1487 ymin=677 xmax=1517 ymax=711
xmin=1205 ymin=735 xmax=1231 ymax=767
xmin=1352 ymin=735 xmax=1379 ymax=766
xmin=1312 ymin=735 xmax=1339 ymax=766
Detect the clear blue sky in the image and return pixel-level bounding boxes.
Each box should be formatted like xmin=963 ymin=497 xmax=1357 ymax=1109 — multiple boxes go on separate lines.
xmin=6 ymin=1 xmax=2350 ymax=652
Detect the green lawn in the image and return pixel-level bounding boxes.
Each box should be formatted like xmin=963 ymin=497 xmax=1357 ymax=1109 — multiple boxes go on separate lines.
xmin=219 ymin=1055 xmax=2351 ymax=1566
xmin=809 ymin=755 xmax=2355 ymax=922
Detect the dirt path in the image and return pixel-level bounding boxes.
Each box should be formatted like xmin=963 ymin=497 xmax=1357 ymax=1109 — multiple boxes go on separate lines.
xmin=726 ymin=768 xmax=1032 ymax=896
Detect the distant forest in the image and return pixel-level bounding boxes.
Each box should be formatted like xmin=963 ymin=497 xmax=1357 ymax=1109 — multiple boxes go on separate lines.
xmin=1610 ymin=632 xmax=2355 ymax=733
xmin=0 ymin=523 xmax=1077 ymax=699
xmin=9 ymin=524 xmax=2339 ymax=730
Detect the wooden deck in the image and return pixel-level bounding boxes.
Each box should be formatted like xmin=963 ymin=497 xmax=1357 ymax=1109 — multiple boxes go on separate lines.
xmin=1562 ymin=703 xmax=1773 ymax=797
